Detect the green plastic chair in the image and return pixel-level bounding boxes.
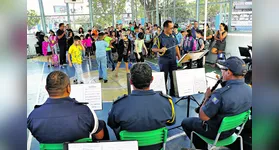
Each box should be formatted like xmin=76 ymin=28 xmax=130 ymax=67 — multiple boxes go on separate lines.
xmin=190 ymin=110 xmax=251 ymax=150
xmin=119 ymin=127 xmax=168 ymax=150
xmin=40 ymin=138 xmax=92 ymax=150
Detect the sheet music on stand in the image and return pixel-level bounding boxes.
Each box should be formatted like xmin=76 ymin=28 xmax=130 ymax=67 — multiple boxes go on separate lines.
xmin=127 ymin=72 xmax=166 ymax=94
xmin=173 ymin=68 xmax=207 ymax=97
xmin=66 ymin=141 xmax=138 ymax=150
xmin=70 ymin=83 xmax=102 ymax=110
xmin=178 ymin=50 xmax=209 ymax=64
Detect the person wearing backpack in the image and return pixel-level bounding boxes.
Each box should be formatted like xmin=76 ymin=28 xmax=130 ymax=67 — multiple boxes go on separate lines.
xmin=185 ymin=29 xmax=197 ymax=52
xmin=196 ymin=30 xmax=206 ymax=68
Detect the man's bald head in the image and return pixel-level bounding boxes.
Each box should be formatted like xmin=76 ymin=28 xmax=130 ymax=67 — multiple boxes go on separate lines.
xmin=45 ymin=71 xmax=70 ymax=97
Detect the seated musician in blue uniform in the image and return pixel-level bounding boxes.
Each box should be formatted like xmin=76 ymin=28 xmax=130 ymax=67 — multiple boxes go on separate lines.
xmin=27 ymin=71 xmax=109 ymax=143
xmin=107 ymin=62 xmax=175 ymax=150
xmin=181 ymin=56 xmax=252 ymax=150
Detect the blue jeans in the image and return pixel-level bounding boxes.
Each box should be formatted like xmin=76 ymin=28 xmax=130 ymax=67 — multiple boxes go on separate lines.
xmin=96 ymin=56 xmax=108 ymax=80
xmin=73 ymin=64 xmax=83 ymax=82
xmin=106 ymin=51 xmax=115 ymax=69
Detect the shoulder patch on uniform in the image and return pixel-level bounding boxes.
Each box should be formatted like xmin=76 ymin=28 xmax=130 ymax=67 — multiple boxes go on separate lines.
xmin=34 ymin=105 xmax=42 ymax=109
xmin=159 ymin=92 xmax=172 ymax=100
xmin=113 ymin=94 xmax=128 ymax=104
xmin=211 ymin=96 xmax=220 ymax=104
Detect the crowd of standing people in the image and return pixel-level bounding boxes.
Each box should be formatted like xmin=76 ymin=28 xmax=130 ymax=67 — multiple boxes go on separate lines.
xmin=38 ymin=20 xmax=228 ymax=87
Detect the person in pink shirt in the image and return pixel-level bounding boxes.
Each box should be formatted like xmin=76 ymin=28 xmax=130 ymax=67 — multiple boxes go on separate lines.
xmin=49 ymin=30 xmax=58 ymax=58
xmin=85 ymin=34 xmax=92 ymax=59
xmin=42 ymin=36 xmax=54 ymax=67
xmin=80 ymin=35 xmax=87 ymax=60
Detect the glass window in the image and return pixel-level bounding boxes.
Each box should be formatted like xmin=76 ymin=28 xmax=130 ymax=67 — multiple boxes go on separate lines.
xmin=176 ymin=5 xmax=196 ymax=26
xmin=68 ymin=0 xmax=90 ymax=15
xmin=27 ymin=0 xmax=41 ymax=15
xmin=231 ymin=0 xmax=252 ymax=32
xmin=42 ymin=0 xmax=67 ymax=15
xmin=199 ymin=2 xmax=229 ymax=31
xmin=27 ymin=17 xmax=42 ymax=34
xmin=45 ymin=16 xmax=68 ymax=33
xmin=70 ymin=15 xmax=91 ymax=31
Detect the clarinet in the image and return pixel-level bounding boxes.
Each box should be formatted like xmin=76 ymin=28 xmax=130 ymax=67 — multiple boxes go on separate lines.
xmin=195 ymin=75 xmax=223 ymax=113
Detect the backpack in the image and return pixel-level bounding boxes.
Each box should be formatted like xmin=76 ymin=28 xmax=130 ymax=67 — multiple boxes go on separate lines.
xmin=52 ymin=54 xmax=59 ymax=67
xmin=185 ymin=36 xmax=197 ymax=51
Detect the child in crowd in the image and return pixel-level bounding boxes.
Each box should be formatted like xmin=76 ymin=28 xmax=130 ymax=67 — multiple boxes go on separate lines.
xmin=135 ymin=32 xmax=148 ymax=62
xmin=95 ymin=32 xmax=109 ymax=83
xmin=85 ymin=34 xmax=92 ymax=59
xmin=42 ymin=36 xmax=54 ymax=67
xmin=68 ymin=36 xmax=85 ymax=84
xmin=115 ymin=32 xmax=131 ymax=77
xmin=195 ymin=30 xmax=205 ymax=68
xmin=144 ymin=28 xmax=153 ymax=58
xmin=180 ymin=30 xmax=188 ymax=55
xmin=49 ymin=30 xmax=58 ymax=54
xmin=129 ymin=33 xmax=136 ymax=63
xmin=80 ymin=35 xmax=86 ymax=60
xmin=196 ymin=30 xmax=205 ymax=50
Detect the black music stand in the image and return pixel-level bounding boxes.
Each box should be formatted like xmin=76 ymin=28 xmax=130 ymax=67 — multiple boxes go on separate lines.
xmin=175 ymin=95 xmax=200 ymax=118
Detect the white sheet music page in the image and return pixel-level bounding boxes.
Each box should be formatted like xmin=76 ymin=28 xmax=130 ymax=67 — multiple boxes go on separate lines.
xmin=70 ymin=83 xmax=102 ymax=110
xmin=84 ymin=83 xmax=102 ymax=110
xmin=175 ymin=70 xmax=194 ymax=97
xmin=70 ymin=85 xmax=84 ymax=102
xmin=193 ymin=68 xmax=207 ymax=93
xmin=150 ymin=72 xmax=167 ymax=94
xmin=130 ymin=72 xmax=166 ymax=94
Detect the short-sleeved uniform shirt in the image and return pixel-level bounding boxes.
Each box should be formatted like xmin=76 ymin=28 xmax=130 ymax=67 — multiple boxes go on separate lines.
xmin=205 ymin=29 xmax=213 ymax=38
xmin=152 ymin=32 xmax=178 ymax=64
xmin=104 ymin=36 xmax=113 ymax=51
xmin=68 ymin=44 xmax=83 ymax=64
xmin=108 ymin=90 xmax=174 ymax=132
xmin=56 ymin=29 xmax=66 ymax=46
xmin=95 ymin=40 xmax=109 ymax=58
xmin=27 ymin=97 xmax=97 ymax=143
xmin=202 ymin=79 xmax=252 ymax=137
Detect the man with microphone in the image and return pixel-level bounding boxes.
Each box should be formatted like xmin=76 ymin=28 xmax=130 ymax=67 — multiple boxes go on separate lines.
xmin=152 ymin=20 xmax=181 ymax=96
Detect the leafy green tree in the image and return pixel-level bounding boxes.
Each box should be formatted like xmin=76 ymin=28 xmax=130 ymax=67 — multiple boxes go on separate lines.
xmin=27 ymin=10 xmax=40 ymax=30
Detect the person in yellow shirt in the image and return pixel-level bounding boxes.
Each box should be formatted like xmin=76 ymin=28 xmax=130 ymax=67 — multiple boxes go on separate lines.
xmin=104 ymin=32 xmax=115 ymax=71
xmin=68 ymin=36 xmax=85 ymax=84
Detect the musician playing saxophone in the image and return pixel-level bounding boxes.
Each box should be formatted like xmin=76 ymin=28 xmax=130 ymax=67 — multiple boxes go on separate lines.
xmin=181 ymin=56 xmax=252 ymax=150
xmin=152 ymin=20 xmax=181 ymax=96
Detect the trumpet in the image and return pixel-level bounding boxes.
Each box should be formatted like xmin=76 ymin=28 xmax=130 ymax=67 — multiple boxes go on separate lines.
xmin=195 ymin=74 xmax=223 ymax=113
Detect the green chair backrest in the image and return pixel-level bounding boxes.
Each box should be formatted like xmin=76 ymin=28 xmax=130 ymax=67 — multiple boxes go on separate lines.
xmin=218 ymin=110 xmax=251 ymax=133
xmin=40 ymin=138 xmax=92 ymax=150
xmin=119 ymin=127 xmax=168 ymax=147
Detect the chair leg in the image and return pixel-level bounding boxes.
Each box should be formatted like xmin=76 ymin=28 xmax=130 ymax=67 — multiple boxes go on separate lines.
xmin=190 ymin=132 xmax=194 ymax=148
xmin=209 ymin=146 xmax=216 ymax=150
xmin=239 ymin=136 xmax=244 ymax=150
xmin=163 ymin=142 xmax=166 ymax=150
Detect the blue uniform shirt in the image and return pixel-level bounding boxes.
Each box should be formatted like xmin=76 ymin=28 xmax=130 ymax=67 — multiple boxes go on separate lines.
xmin=202 ymin=79 xmax=252 ymax=136
xmin=27 ymin=97 xmax=95 ymax=143
xmin=152 ymin=32 xmax=178 ymax=64
xmin=108 ymin=90 xmax=175 ymax=132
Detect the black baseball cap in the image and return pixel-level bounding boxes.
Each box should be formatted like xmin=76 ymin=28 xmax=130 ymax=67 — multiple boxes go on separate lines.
xmin=217 ymin=56 xmax=248 ymax=76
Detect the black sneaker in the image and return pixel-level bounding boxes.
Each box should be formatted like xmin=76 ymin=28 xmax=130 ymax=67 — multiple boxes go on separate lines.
xmin=112 ymin=66 xmax=115 ymax=71
xmin=99 ymin=77 xmax=103 ymax=80
xmin=104 ymin=80 xmax=108 ymax=83
xmin=80 ymin=81 xmax=84 ymax=84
